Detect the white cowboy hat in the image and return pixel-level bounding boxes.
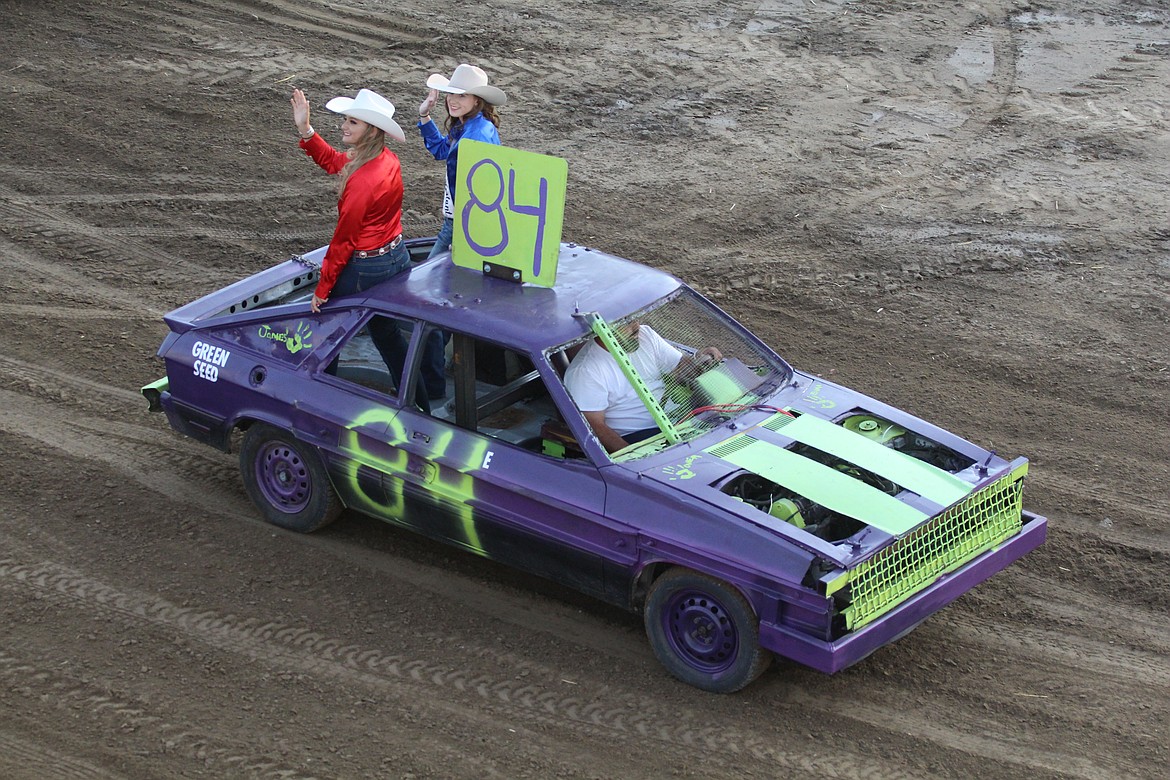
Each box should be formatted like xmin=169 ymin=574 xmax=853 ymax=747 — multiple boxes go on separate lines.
xmin=324 ymin=88 xmax=405 ymax=142
xmin=426 ymin=64 xmax=507 ymax=106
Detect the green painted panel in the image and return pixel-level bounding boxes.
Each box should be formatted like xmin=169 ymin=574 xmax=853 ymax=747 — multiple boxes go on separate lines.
xmin=778 ymin=413 xmax=973 ymax=507
xmin=693 ymin=369 xmax=749 ymax=405
xmin=715 ymin=438 xmax=927 ymax=535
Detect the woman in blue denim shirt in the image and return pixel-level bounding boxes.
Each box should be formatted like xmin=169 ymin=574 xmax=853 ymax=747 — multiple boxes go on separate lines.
xmin=415 ymin=64 xmax=507 ymax=398
xmin=416 ymin=63 xmax=506 ymax=258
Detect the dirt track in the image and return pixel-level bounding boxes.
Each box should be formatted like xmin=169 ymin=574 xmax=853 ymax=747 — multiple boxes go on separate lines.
xmin=1 ymin=1 xmax=1167 ymax=778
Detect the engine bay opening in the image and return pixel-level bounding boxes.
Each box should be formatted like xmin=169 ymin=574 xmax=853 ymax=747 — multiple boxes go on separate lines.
xmin=839 ymin=412 xmax=975 ymax=472
xmin=718 ymin=410 xmax=976 ymax=542
xmin=720 ymin=467 xmax=869 ymax=542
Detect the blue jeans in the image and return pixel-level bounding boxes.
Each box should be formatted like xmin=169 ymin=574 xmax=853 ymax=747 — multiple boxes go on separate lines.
xmin=327 ymin=244 xmax=430 ymax=412
xmin=331 ymin=243 xmax=410 ymax=296
xmin=422 ymin=219 xmax=454 ymax=397
xmin=421 ymin=329 xmax=450 ymax=398
xmin=624 ymin=426 xmax=662 ymax=445
xmin=427 ymin=217 xmax=454 ymax=259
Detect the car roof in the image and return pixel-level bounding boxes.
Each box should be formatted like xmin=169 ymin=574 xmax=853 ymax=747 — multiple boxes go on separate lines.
xmin=358 ymin=243 xmax=684 ymax=352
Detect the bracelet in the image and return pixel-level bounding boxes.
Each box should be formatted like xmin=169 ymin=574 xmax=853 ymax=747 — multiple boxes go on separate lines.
xmin=418 ymin=114 xmax=430 ymax=121
xmin=299 ymin=125 xmax=315 ymax=140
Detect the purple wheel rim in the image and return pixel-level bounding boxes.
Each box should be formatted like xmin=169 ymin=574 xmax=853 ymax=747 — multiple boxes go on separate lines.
xmin=254 ymin=440 xmax=312 ymax=514
xmin=661 ymin=588 xmax=738 ymax=674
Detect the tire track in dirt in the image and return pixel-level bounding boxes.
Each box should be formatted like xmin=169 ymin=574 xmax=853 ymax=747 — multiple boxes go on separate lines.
xmin=0 ymin=384 xmax=247 ymax=527
xmin=0 ymin=170 xmax=330 ymax=273
xmin=0 ymin=164 xmax=279 ymax=192
xmin=0 ymin=356 xmax=142 ymax=406
xmin=0 ymin=556 xmax=930 ymax=780
xmin=0 ymin=647 xmax=325 ymax=780
xmin=831 ymin=648 xmax=1166 ymax=779
xmin=6 ymin=304 xmax=164 ymax=322
xmin=115 ymin=0 xmax=428 ymax=49
xmin=0 ymin=192 xmax=228 ymax=296
xmin=786 ymin=687 xmax=1125 ymax=780
xmin=218 ymin=0 xmax=432 ymax=44
xmin=0 ymin=729 xmax=122 ymax=780
xmin=1 ymin=187 xmax=292 ymax=207
xmin=779 ymin=575 xmax=1170 ymax=780
xmin=116 ymin=49 xmax=383 ymax=91
xmin=0 ymin=238 xmax=165 ymax=318
xmin=1033 ymin=471 xmax=1170 ymax=551
xmin=1007 ymin=570 xmax=1169 ymax=639
xmin=844 ymin=6 xmax=1170 ymax=237
xmin=955 ymin=602 xmax=1170 ymax=691
xmin=824 ymin=5 xmax=1023 ymax=222
xmin=90 ymin=0 xmax=471 ymax=110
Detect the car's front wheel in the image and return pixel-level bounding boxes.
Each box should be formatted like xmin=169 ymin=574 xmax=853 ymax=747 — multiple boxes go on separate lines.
xmin=644 ymin=568 xmax=771 ymax=693
xmin=239 ymin=423 xmax=341 ymax=533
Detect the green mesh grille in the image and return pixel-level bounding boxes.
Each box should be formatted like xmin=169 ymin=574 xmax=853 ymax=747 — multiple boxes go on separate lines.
xmin=839 ymin=463 xmax=1027 ymax=630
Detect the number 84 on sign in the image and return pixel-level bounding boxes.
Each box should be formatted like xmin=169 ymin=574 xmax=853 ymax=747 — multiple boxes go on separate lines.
xmin=452 ymin=139 xmax=568 ymax=288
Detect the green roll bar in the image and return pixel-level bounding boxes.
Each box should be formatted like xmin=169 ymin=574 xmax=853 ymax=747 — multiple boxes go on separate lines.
xmin=580 ymin=312 xmax=681 ymax=445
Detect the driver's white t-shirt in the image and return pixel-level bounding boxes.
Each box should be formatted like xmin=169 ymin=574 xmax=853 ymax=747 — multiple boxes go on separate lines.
xmin=564 ymin=326 xmax=683 ymax=435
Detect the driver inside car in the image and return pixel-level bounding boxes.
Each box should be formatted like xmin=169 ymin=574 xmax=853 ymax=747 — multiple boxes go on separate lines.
xmin=564 ymin=321 xmax=721 ymax=453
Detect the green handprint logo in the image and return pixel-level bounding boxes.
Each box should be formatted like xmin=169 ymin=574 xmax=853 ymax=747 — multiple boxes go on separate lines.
xmin=662 ymin=454 xmax=701 ymax=481
xmin=285 ymin=321 xmax=313 ymax=354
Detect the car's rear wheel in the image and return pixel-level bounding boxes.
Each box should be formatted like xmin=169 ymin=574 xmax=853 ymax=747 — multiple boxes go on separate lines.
xmin=239 ymin=423 xmax=341 ymax=533
xmin=644 ymin=568 xmax=771 ymax=693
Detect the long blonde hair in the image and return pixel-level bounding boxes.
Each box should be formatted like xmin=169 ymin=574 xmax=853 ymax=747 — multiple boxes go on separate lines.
xmin=337 ymin=125 xmax=386 ymax=196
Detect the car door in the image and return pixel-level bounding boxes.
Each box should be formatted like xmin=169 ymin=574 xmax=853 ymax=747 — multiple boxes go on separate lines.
xmin=386 ymin=329 xmax=638 ymax=605
xmin=284 ymin=310 xmax=418 ymax=516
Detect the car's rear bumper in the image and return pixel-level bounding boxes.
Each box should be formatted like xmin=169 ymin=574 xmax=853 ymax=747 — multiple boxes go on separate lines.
xmin=759 ymin=511 xmax=1047 ymax=674
xmin=141 ymin=376 xmax=169 ymax=412
xmin=156 ymin=392 xmax=233 ymax=452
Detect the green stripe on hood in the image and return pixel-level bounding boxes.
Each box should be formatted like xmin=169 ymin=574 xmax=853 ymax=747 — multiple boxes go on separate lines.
xmin=776 ymin=413 xmax=974 ymax=507
xmin=711 ymin=437 xmax=927 ymax=536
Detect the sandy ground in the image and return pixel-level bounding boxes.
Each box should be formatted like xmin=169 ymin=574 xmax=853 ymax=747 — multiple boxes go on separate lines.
xmin=1 ymin=0 xmax=1168 ymax=778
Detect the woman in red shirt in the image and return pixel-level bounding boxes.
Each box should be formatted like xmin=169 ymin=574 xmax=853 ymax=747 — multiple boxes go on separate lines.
xmin=291 ymin=87 xmax=407 ymax=312
xmin=291 ymin=87 xmax=427 ymax=410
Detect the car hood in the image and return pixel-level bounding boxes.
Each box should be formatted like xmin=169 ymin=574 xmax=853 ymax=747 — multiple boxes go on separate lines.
xmin=638 ymin=409 xmax=990 ymax=550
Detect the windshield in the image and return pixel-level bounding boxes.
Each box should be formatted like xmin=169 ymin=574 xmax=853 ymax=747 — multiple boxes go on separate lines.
xmin=556 ymin=288 xmax=793 ymax=460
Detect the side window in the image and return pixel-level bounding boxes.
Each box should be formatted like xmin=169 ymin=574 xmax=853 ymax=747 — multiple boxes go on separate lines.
xmin=542 ymin=343 xmax=588 ymax=459
xmin=330 ymin=313 xmax=417 ymax=400
xmin=441 ymin=332 xmax=561 ymax=453
xmin=209 ymin=310 xmax=351 ymax=367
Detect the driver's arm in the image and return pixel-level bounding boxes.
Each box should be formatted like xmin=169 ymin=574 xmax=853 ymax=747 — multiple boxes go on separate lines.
xmin=669 ymin=346 xmax=724 ymax=381
xmin=582 ymin=410 xmax=631 ymax=454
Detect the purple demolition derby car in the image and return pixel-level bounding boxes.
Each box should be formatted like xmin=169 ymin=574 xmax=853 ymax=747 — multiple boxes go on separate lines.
xmin=143 ymin=239 xmax=1047 ymax=692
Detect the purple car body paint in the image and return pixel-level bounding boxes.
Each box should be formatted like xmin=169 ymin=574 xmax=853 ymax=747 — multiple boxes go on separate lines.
xmin=144 ymin=240 xmax=1047 ymax=692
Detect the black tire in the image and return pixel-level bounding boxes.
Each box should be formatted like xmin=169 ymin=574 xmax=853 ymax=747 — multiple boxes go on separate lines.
xmin=238 ymin=423 xmax=342 ymax=533
xmin=644 ymin=568 xmax=771 ymax=693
